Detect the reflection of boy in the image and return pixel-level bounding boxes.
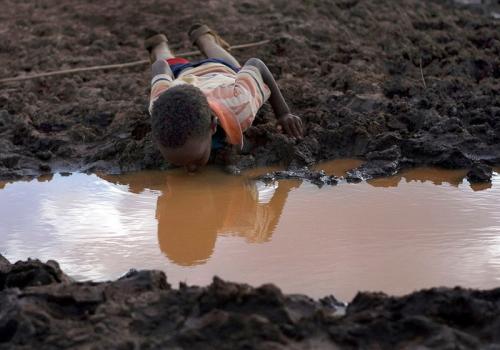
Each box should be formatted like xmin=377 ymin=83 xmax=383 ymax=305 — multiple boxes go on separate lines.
xmin=146 ymin=24 xmax=303 ymax=172
xmin=156 ymin=171 xmax=298 ymax=266
xmin=96 ymin=170 xmax=297 ymax=266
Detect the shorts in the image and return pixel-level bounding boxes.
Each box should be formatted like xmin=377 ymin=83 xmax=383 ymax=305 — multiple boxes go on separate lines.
xmin=166 ymin=57 xmax=240 ymax=78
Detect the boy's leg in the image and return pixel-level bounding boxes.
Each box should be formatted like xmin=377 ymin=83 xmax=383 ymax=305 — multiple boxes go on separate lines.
xmin=151 ymin=42 xmax=175 ymax=62
xmin=145 ymin=34 xmax=175 ymax=62
xmin=191 ymin=27 xmax=241 ymax=68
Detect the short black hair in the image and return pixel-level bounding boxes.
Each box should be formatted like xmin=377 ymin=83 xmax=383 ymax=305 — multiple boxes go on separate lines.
xmin=151 ymin=84 xmax=212 ymax=148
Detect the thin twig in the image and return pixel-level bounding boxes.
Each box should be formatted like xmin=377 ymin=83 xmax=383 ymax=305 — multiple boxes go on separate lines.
xmin=0 ymin=39 xmax=270 ymax=84
xmin=419 ymin=56 xmax=427 ymax=89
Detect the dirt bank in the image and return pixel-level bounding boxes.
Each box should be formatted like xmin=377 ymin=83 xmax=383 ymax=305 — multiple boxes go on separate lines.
xmin=1 ymin=254 xmax=500 ymax=349
xmin=0 ymin=0 xmax=499 ymax=180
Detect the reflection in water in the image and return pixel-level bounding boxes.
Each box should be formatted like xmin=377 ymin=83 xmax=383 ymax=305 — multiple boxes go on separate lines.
xmin=368 ymin=168 xmax=468 ymax=188
xmin=0 ymin=161 xmax=499 ymax=301
xmin=368 ymin=167 xmax=495 ymax=192
xmin=100 ymin=169 xmax=297 ymax=266
xmin=313 ymin=159 xmax=364 ymax=177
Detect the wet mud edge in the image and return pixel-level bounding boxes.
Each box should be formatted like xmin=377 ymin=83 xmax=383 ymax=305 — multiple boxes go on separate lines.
xmin=1 ymin=254 xmax=500 ymax=349
xmin=0 ymin=0 xmax=499 ymax=182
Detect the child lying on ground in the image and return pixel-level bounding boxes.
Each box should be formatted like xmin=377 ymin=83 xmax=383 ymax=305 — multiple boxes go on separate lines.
xmin=146 ymin=24 xmax=303 ymax=172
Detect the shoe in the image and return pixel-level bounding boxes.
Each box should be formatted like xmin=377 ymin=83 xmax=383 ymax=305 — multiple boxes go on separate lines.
xmin=188 ymin=24 xmax=231 ymax=50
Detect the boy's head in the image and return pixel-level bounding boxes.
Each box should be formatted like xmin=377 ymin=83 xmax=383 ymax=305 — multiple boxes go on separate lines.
xmin=151 ymin=84 xmax=215 ymax=172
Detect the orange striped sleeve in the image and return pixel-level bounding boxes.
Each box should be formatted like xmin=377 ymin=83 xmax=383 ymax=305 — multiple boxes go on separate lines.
xmin=209 ymin=65 xmax=271 ymax=132
xmin=235 ymin=65 xmax=271 ymax=111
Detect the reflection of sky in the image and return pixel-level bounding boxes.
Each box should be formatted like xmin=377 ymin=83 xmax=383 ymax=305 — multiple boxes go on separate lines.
xmin=1 ymin=169 xmax=500 ymax=301
xmin=0 ymin=174 xmax=161 ymax=280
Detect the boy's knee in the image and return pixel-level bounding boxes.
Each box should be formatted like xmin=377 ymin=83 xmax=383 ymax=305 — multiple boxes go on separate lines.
xmin=152 ymin=59 xmax=167 ymax=70
xmin=246 ymin=57 xmax=264 ymax=67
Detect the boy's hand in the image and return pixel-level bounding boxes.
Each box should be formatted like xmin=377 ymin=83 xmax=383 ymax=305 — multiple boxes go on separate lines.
xmin=278 ymin=113 xmax=303 ymax=139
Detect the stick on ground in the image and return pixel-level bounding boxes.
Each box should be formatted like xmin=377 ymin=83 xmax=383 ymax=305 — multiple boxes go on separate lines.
xmin=419 ymin=57 xmax=427 ymax=89
xmin=0 ymin=40 xmax=270 ymax=84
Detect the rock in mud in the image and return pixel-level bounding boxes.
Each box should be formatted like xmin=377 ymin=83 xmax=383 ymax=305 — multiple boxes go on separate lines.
xmin=346 ymin=160 xmax=400 ymax=182
xmin=467 ymin=162 xmax=493 ymax=183
xmin=0 ymin=257 xmax=72 ymax=291
xmin=257 ymin=167 xmax=339 ymax=187
xmin=2 ymin=254 xmax=500 ymax=349
xmin=0 ymin=256 xmax=10 ymax=272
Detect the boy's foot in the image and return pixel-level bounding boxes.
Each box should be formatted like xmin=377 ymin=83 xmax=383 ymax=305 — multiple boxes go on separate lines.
xmin=144 ymin=33 xmax=168 ymax=52
xmin=144 ymin=33 xmax=170 ymax=62
xmin=188 ymin=24 xmax=231 ymax=50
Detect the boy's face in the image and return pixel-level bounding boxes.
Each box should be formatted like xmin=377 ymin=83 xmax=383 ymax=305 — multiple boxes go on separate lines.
xmin=159 ymin=132 xmax=212 ymax=173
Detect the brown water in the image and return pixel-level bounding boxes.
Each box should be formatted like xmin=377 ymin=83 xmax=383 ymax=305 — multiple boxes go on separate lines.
xmin=1 ymin=160 xmax=499 ymax=301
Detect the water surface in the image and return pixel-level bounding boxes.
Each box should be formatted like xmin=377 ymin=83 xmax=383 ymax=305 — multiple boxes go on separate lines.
xmin=1 ymin=160 xmax=499 ymax=301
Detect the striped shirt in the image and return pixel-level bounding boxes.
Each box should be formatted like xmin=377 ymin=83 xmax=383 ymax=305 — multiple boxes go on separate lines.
xmin=149 ymin=62 xmax=271 ymax=148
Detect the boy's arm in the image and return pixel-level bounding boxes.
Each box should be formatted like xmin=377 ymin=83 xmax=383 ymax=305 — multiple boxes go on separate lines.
xmin=245 ymin=58 xmax=303 ymax=139
xmin=151 ymin=59 xmax=174 ymax=79
xmin=149 ymin=59 xmax=175 ymax=115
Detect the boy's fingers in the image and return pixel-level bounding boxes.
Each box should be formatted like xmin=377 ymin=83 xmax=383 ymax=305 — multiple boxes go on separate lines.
xmin=283 ymin=122 xmax=293 ymax=137
xmin=295 ymin=123 xmax=303 ymax=138
xmin=287 ymin=122 xmax=297 ymax=138
xmin=297 ymin=125 xmax=303 ymax=137
xmin=289 ymin=122 xmax=299 ymax=138
xmin=296 ymin=119 xmax=304 ymax=136
xmin=292 ymin=120 xmax=302 ymax=138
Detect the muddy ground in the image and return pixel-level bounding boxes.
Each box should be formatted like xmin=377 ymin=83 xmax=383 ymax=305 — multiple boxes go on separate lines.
xmin=0 ymin=0 xmax=499 ymax=180
xmin=2 ymin=255 xmax=500 ymax=349
xmin=1 ymin=1 xmax=500 ymax=348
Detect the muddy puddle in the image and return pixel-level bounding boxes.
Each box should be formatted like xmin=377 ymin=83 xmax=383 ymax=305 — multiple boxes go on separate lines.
xmin=1 ymin=160 xmax=499 ymax=301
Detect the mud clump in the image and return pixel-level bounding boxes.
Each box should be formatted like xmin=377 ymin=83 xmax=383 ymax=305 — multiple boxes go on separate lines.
xmin=1 ymin=254 xmax=500 ymax=349
xmin=467 ymin=161 xmax=493 ymax=182
xmin=0 ymin=0 xmax=499 ymax=180
xmin=0 ymin=258 xmax=72 ymax=290
xmin=346 ymin=160 xmax=401 ymax=182
xmin=257 ymin=167 xmax=339 ymax=187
